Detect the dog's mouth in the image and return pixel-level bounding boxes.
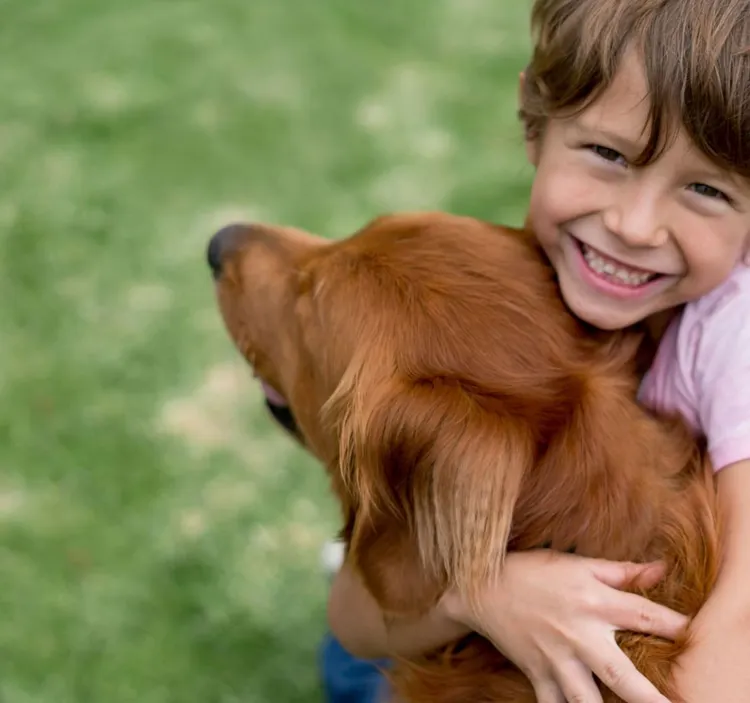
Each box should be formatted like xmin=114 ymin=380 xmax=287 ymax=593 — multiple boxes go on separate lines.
xmin=258 ymin=379 xmax=288 ymax=408
xmin=255 ymin=375 xmax=303 ymax=443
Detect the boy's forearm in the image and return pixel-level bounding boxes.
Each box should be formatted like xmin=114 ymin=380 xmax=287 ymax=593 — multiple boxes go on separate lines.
xmin=672 ymin=459 xmax=750 ymax=702
xmin=684 ymin=460 xmax=750 ymax=635
xmin=327 ymin=560 xmax=471 ymax=659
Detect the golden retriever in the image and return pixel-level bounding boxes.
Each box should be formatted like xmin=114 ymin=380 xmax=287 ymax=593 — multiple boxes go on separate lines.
xmin=207 ymin=212 xmax=718 ymax=702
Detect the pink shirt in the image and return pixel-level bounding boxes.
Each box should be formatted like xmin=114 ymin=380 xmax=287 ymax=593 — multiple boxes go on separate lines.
xmin=639 ymin=266 xmax=750 ymax=472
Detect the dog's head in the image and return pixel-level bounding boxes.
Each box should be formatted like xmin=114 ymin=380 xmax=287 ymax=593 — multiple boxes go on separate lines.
xmin=206 ymin=222 xmax=330 ymax=447
xmin=207 ymin=212 xmax=672 ymax=616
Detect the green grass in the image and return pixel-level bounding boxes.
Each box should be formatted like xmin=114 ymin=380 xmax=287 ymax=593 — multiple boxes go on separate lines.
xmin=0 ymin=1 xmax=534 ymax=700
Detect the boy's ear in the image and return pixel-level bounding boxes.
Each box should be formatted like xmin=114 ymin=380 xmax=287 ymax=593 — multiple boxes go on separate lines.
xmin=743 ymin=235 xmax=750 ymax=265
xmin=525 ymin=135 xmax=540 ymax=167
xmin=519 ymin=71 xmax=540 ymax=166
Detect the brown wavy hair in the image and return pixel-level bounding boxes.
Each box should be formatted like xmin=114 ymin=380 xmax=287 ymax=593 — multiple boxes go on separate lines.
xmin=519 ymin=0 xmax=750 ymax=177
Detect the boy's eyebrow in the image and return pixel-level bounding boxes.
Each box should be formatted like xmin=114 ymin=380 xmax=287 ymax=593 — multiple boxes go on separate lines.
xmin=569 ymin=118 xmax=646 ymax=153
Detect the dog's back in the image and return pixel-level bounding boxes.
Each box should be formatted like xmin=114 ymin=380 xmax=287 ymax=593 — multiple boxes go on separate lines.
xmin=346 ymin=221 xmax=720 ymax=702
xmin=321 ymin=216 xmax=719 ymax=702
xmin=208 ymin=212 xmax=719 ymax=703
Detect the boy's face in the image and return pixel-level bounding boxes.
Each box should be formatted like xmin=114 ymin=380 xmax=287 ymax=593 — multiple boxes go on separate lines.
xmin=525 ymin=51 xmax=750 ymax=330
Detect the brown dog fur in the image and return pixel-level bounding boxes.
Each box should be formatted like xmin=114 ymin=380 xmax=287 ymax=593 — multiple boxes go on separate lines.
xmin=210 ymin=212 xmax=719 ymax=702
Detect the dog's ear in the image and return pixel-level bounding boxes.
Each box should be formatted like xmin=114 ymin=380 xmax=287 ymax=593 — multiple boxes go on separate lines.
xmin=327 ymin=366 xmax=534 ymax=617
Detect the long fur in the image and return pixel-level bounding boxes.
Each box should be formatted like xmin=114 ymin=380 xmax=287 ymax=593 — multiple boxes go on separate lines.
xmin=213 ymin=212 xmax=719 ymax=703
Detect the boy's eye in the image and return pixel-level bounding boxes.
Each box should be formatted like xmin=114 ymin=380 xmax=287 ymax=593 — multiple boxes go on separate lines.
xmin=690 ymin=183 xmax=729 ymax=202
xmin=586 ymin=144 xmax=626 ymax=165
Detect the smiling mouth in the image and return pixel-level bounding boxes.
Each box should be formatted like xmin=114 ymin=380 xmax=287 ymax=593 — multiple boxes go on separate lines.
xmin=576 ymin=240 xmax=663 ymax=288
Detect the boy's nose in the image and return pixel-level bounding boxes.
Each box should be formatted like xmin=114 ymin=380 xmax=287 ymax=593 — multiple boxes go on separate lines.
xmin=602 ymin=203 xmax=668 ymax=249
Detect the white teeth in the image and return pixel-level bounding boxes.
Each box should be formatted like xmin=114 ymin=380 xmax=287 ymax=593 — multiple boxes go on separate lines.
xmin=581 ymin=244 xmax=655 ymax=286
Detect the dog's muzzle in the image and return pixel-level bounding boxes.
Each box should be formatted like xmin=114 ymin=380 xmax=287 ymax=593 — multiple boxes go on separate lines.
xmin=265 ymin=399 xmax=303 ymax=442
xmin=258 ymin=380 xmax=304 ymax=445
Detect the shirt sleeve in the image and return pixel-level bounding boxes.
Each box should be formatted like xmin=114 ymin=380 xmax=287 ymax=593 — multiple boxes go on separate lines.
xmin=694 ymin=295 xmax=750 ymax=471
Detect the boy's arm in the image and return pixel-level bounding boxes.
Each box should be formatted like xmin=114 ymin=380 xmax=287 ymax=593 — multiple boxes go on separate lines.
xmin=329 ymin=550 xmax=685 ymax=703
xmin=670 ymin=282 xmax=750 ymax=699
xmin=327 ymin=558 xmax=470 ymax=659
xmin=672 ymin=459 xmax=750 ymax=702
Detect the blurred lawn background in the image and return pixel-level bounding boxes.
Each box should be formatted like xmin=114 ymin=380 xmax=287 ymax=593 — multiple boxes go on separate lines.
xmin=0 ymin=0 xmax=534 ymax=701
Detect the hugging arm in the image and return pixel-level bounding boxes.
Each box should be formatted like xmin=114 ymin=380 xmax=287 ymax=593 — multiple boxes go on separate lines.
xmin=671 ymin=459 xmax=750 ymax=702
xmin=328 ymin=550 xmax=685 ymax=703
xmin=327 ymin=559 xmax=471 ymax=660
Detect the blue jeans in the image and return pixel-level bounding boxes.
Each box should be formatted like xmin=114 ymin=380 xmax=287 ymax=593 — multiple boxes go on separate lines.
xmin=319 ymin=632 xmax=390 ymax=703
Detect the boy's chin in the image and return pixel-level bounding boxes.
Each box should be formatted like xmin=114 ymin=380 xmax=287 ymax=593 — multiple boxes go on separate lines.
xmin=559 ymin=286 xmax=649 ymax=331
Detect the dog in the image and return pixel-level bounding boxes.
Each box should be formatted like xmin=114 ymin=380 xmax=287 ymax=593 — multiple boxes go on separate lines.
xmin=207 ymin=212 xmax=719 ymax=702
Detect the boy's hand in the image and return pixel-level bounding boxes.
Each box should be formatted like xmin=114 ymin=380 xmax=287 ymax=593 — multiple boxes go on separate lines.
xmin=440 ymin=550 xmax=688 ymax=703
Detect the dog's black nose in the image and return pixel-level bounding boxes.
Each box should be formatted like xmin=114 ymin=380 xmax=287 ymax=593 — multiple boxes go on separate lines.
xmin=207 ymin=224 xmax=246 ymax=278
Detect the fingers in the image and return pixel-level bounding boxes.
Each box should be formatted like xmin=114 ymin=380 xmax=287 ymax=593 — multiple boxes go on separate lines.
xmin=532 ymin=649 xmax=670 ymax=703
xmin=586 ymin=558 xmax=688 ymax=641
xmin=586 ymin=641 xmax=672 ymax=703
xmin=553 ymin=658 xmax=603 ymax=703
xmin=623 ymin=562 xmax=668 ymax=590
xmin=591 ymin=559 xmax=666 ymax=590
xmin=610 ymin=590 xmax=689 ymax=641
xmin=531 ymin=678 xmax=567 ymax=703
